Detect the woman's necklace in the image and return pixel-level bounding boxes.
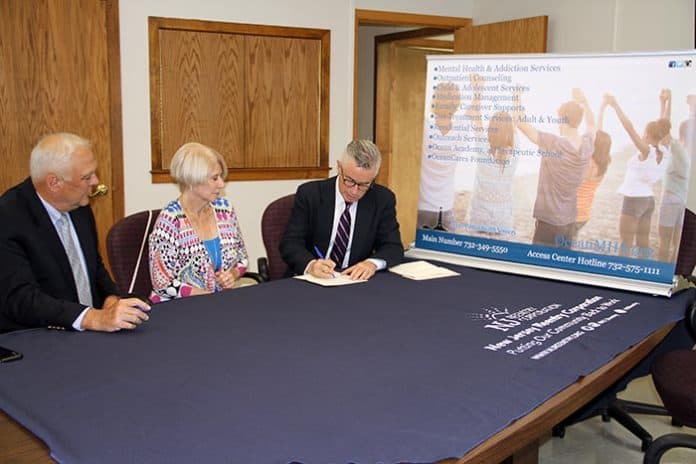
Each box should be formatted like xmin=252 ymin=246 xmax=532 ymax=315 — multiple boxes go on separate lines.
xmin=181 ymin=198 xmax=220 ymax=269
xmin=181 ymin=198 xmax=213 ymax=235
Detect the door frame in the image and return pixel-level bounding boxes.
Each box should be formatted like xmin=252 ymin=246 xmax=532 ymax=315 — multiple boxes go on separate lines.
xmin=372 ymin=29 xmax=454 ymax=143
xmin=105 ymin=0 xmax=125 ymax=222
xmin=353 ymin=9 xmax=472 ymax=140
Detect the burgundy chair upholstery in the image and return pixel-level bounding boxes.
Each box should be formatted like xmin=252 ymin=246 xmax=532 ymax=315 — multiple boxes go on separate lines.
xmin=106 ymin=209 xmax=160 ymax=299
xmin=643 ymin=302 xmax=696 ymax=464
xmin=258 ymin=194 xmax=295 ymax=281
xmin=675 ymin=209 xmax=696 ymax=278
xmin=651 ymin=350 xmax=696 ymax=429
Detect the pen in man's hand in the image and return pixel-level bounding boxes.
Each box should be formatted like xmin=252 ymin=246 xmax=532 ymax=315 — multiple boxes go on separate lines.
xmin=312 ymin=245 xmax=337 ymax=278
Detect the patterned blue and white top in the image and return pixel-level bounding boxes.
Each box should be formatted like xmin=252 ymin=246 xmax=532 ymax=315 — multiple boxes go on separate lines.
xmin=148 ymin=197 xmax=248 ymax=302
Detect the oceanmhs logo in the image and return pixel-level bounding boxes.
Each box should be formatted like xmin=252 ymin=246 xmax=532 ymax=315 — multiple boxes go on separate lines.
xmin=668 ymin=59 xmax=692 ymax=68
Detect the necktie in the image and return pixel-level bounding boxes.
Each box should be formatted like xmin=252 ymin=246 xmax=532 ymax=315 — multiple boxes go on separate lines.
xmin=56 ymin=214 xmax=93 ymax=307
xmin=330 ymin=202 xmax=352 ymax=268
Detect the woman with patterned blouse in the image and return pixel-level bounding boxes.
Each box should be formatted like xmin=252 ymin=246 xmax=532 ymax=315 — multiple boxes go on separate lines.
xmin=148 ymin=142 xmax=249 ymax=302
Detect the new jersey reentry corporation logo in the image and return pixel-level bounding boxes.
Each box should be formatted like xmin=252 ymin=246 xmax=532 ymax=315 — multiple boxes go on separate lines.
xmin=467 ymin=306 xmax=511 ymax=322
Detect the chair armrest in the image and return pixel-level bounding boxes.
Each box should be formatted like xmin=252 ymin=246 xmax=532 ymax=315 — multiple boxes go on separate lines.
xmin=243 ymin=271 xmax=265 ymax=284
xmin=257 ymin=257 xmax=270 ymax=282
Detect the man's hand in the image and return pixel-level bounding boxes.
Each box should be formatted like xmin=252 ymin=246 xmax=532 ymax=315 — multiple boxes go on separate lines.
xmin=342 ymin=260 xmax=377 ymax=280
xmin=81 ymin=297 xmax=151 ymax=332
xmin=603 ymin=93 xmax=617 ymax=108
xmin=102 ymin=294 xmax=120 ymax=310
xmin=687 ymin=94 xmax=696 ymax=111
xmin=308 ymin=258 xmax=337 ymax=279
xmin=660 ymin=88 xmax=671 ymax=104
xmin=572 ymin=88 xmax=587 ymax=105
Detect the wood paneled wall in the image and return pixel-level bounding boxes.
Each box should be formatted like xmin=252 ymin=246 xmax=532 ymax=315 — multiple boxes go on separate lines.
xmin=149 ymin=17 xmax=330 ymax=182
xmin=0 ymin=0 xmax=123 ymax=260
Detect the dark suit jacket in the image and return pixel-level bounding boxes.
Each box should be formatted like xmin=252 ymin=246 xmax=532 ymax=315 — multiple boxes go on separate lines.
xmin=280 ymin=177 xmax=403 ymax=275
xmin=0 ymin=178 xmax=118 ymax=332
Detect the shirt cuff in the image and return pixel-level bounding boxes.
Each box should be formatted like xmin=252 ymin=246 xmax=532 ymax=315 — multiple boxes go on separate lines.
xmin=73 ymin=307 xmax=91 ymax=331
xmin=368 ymin=258 xmax=386 ymax=271
xmin=303 ymin=259 xmax=317 ymax=275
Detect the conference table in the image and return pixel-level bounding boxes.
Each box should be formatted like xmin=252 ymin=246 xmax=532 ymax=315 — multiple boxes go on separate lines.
xmin=0 ymin=264 xmax=693 ymax=463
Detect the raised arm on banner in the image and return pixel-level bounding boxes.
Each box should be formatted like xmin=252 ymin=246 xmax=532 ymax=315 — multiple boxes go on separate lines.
xmin=660 ymin=88 xmax=672 ymax=122
xmin=514 ymin=92 xmax=539 ymax=144
xmin=572 ymin=88 xmax=595 ymax=133
xmin=604 ymin=94 xmax=651 ymax=159
xmin=467 ymin=73 xmax=485 ymax=134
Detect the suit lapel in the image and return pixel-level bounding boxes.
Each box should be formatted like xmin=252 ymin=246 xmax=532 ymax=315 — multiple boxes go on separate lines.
xmin=352 ymin=187 xmax=376 ymax=263
xmin=19 ymin=179 xmax=77 ymax=287
xmin=317 ymin=178 xmax=336 ymax=251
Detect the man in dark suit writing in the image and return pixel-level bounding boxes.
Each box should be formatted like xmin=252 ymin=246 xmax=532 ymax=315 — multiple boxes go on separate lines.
xmin=281 ymin=140 xmax=403 ymax=280
xmin=0 ymin=133 xmax=150 ymax=332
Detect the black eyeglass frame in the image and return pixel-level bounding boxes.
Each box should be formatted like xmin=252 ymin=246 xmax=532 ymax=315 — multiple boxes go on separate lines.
xmin=337 ymin=164 xmax=375 ymax=191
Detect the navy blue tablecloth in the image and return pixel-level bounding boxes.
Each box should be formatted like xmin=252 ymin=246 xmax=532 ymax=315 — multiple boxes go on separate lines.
xmin=1 ymin=266 xmax=693 ymax=463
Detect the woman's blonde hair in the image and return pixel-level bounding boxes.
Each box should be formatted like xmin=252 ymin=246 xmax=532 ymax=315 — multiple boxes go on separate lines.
xmin=170 ymin=142 xmax=228 ymax=191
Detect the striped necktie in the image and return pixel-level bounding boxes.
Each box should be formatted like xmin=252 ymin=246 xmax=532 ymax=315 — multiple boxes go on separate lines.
xmin=56 ymin=213 xmax=93 ymax=306
xmin=330 ymin=202 xmax=352 ymax=268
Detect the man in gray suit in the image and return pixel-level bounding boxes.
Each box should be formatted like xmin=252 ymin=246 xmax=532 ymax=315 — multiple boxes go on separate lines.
xmin=0 ymin=133 xmax=149 ymax=332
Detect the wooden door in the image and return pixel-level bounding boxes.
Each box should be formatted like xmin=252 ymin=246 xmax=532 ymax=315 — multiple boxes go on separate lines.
xmin=0 ymin=0 xmax=123 ymax=261
xmin=375 ymin=37 xmax=450 ymax=247
xmin=374 ymin=16 xmax=548 ymax=247
xmin=453 ymin=16 xmax=547 ymax=53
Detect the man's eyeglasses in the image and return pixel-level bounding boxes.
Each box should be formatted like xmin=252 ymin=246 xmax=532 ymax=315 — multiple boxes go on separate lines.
xmin=338 ymin=166 xmax=373 ymax=191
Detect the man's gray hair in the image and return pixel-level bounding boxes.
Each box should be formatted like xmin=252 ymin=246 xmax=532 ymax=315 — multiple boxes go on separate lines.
xmin=341 ymin=139 xmax=381 ymax=172
xmin=30 ymin=133 xmax=92 ymax=181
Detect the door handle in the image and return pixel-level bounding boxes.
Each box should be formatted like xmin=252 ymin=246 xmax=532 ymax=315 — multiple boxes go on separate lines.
xmin=89 ymin=184 xmax=109 ymax=197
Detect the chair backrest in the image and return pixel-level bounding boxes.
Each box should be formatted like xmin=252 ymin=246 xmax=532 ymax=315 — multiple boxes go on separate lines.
xmin=261 ymin=194 xmax=295 ymax=280
xmin=675 ymin=208 xmax=696 ymax=277
xmin=106 ymin=209 xmax=160 ymax=298
xmin=686 ymin=301 xmax=696 ymax=344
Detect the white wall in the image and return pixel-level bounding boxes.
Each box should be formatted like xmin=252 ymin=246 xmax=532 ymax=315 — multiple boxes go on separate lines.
xmin=471 ymin=0 xmax=694 ymax=53
xmin=614 ymin=0 xmax=694 ymax=52
xmin=120 ymin=0 xmax=694 ymax=269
